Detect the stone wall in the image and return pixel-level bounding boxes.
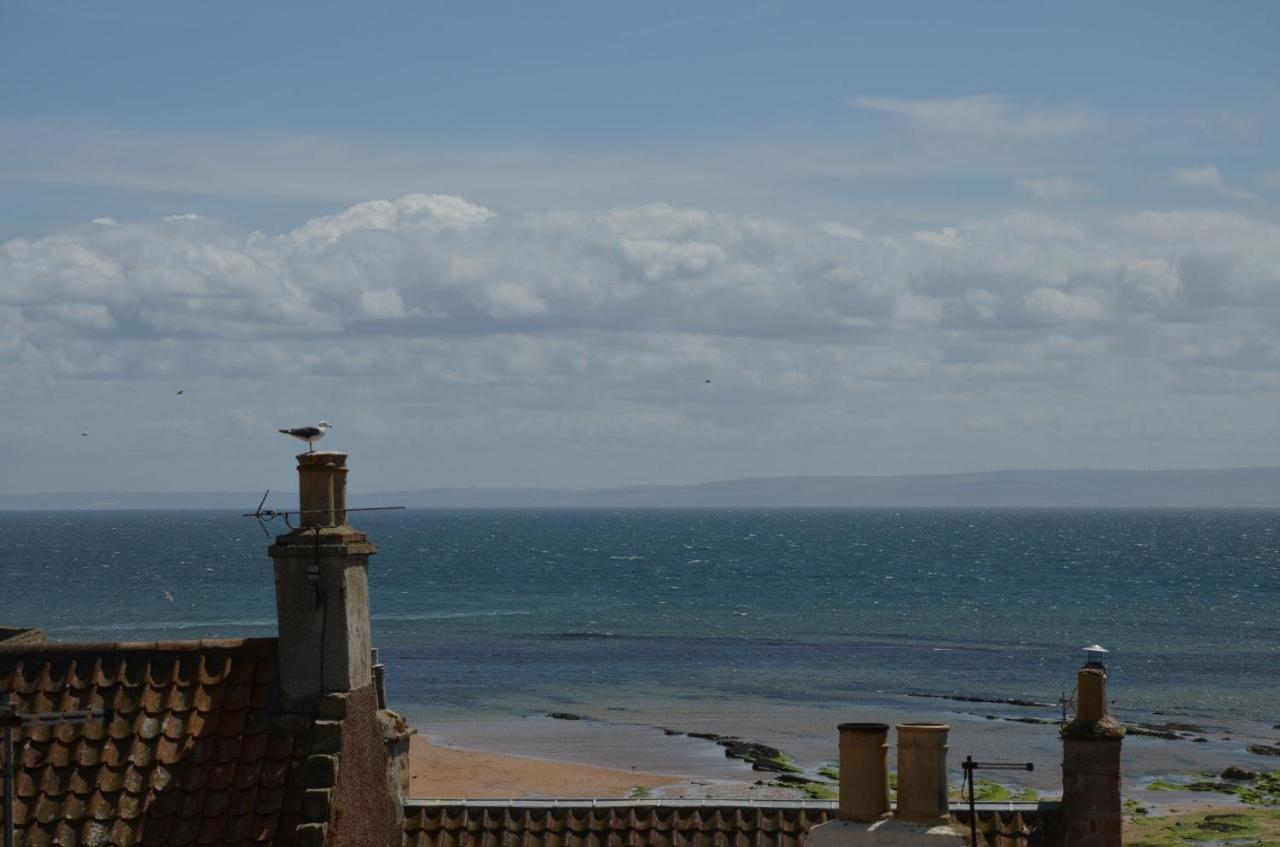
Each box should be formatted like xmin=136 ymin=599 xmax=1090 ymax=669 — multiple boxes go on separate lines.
xmin=295 ymin=684 xmax=406 ymax=847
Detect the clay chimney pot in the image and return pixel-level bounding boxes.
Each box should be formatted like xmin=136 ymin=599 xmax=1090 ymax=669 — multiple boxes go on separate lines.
xmin=895 ymin=723 xmax=951 ymax=824
xmin=837 ymin=723 xmax=891 ymax=822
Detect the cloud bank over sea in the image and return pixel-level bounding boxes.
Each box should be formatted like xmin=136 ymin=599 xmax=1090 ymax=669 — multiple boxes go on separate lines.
xmin=2 ymin=193 xmax=1278 ymax=490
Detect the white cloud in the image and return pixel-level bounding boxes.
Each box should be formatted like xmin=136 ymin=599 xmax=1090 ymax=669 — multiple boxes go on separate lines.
xmin=818 ymin=222 xmax=865 ymax=240
xmin=472 ymin=281 xmax=550 ymax=319
xmin=2 ymin=194 xmax=1278 ymax=488
xmin=91 ymin=217 xmax=118 ymax=227
xmin=357 ymin=288 xmax=409 ymax=319
xmin=287 ymin=194 xmax=495 ymax=250
xmin=848 ymin=94 xmax=1102 ymax=136
xmin=1171 ymin=166 xmax=1259 ymax=203
xmin=47 ymin=303 xmax=116 ymax=329
xmin=964 ymin=288 xmax=1001 ymax=320
xmin=911 ymin=226 xmax=964 ymax=249
xmin=4 ymin=195 xmax=1274 ymax=353
xmin=162 ymin=212 xmax=204 ymax=221
xmin=1014 ymin=176 xmax=1100 ymax=199
xmin=1024 ymin=287 xmax=1106 ymax=322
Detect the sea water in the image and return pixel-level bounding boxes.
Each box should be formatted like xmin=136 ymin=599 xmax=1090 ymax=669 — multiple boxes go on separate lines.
xmin=1 ymin=508 xmax=1276 ymax=724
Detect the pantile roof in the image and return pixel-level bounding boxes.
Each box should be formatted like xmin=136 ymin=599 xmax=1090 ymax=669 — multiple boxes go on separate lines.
xmin=402 ymin=803 xmax=1063 ymax=847
xmin=0 ymin=638 xmax=311 ymax=847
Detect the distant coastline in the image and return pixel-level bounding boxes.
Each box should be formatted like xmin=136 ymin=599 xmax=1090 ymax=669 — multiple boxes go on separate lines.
xmin=2 ymin=466 xmax=1279 ymax=510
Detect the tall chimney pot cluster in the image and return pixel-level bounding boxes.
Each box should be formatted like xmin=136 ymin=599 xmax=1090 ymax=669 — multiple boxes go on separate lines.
xmin=296 ymin=451 xmax=349 ymax=527
xmin=834 ymin=723 xmax=953 ymax=825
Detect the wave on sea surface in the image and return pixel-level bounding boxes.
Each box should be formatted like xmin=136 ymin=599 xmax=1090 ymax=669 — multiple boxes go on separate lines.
xmin=5 ymin=507 xmax=1278 ymax=722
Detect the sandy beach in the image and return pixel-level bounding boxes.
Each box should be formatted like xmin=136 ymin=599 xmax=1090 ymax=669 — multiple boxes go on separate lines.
xmin=410 ymin=735 xmax=683 ymax=799
xmin=400 ymin=694 xmax=1280 ymax=806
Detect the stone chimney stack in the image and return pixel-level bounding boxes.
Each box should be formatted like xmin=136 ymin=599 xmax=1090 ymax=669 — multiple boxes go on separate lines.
xmin=1062 ymin=661 xmax=1125 ymax=847
xmin=269 ymin=451 xmax=376 ymax=713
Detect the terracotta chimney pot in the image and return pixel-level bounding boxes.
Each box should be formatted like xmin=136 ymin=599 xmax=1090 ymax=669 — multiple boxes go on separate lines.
xmin=837 ymin=723 xmax=891 ymax=822
xmin=297 ymin=451 xmax=344 ymax=527
xmin=896 ymin=723 xmax=951 ymax=824
xmin=1076 ymin=667 xmax=1107 ymax=722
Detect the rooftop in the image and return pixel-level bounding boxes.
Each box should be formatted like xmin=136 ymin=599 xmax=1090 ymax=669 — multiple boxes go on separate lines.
xmin=0 ymin=637 xmax=311 ymax=847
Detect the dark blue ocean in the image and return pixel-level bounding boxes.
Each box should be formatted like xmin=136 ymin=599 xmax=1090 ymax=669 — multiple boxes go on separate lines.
xmin=1 ymin=509 xmax=1276 ymax=722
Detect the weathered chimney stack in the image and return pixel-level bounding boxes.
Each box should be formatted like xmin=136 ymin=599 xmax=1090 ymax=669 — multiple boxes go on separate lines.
xmin=269 ymin=451 xmax=376 ymax=713
xmin=837 ymin=723 xmax=891 ymax=822
xmin=895 ymin=723 xmax=951 ymax=824
xmin=1062 ymin=662 xmax=1125 ymax=847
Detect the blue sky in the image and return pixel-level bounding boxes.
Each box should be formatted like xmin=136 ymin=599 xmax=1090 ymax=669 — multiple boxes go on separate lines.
xmin=1 ymin=2 xmax=1277 ymax=493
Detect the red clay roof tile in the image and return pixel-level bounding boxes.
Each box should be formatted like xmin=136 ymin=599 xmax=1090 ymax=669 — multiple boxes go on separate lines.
xmin=208 ymin=761 xmax=236 ymax=792
xmin=124 ymin=766 xmax=148 ymax=794
xmin=219 ymin=708 xmax=250 ymax=739
xmin=224 ymin=683 xmax=252 ymax=712
xmin=402 ymin=805 xmax=1063 ymax=847
xmin=104 ymin=737 xmax=132 ymax=767
xmin=170 ymin=814 xmax=202 ymax=846
xmin=224 ymin=811 xmax=255 ymax=844
xmin=120 ymin=791 xmax=147 ymax=821
xmin=1 ymin=639 xmax=306 ymax=846
xmin=230 ymin=788 xmax=258 ymax=819
xmin=143 ymin=815 xmax=174 ymax=847
xmin=147 ymin=789 xmax=179 ymax=821
xmin=90 ymin=789 xmax=121 ymax=821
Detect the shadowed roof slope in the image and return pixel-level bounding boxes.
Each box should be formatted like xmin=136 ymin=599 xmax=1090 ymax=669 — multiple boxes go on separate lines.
xmin=0 ymin=638 xmax=311 ymax=847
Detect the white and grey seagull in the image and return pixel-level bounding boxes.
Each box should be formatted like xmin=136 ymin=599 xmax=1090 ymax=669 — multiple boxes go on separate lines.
xmin=278 ymin=421 xmax=332 ymax=452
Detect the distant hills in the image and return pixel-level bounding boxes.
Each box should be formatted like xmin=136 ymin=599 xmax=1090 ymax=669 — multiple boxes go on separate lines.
xmin=3 ymin=467 xmax=1279 ymax=510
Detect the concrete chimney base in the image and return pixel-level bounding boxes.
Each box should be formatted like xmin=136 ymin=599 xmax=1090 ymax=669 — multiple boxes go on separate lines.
xmin=806 ymin=818 xmax=966 ymax=847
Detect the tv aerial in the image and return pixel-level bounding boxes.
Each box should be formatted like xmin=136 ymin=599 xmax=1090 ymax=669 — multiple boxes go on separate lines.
xmin=243 ymin=489 xmax=404 ymax=538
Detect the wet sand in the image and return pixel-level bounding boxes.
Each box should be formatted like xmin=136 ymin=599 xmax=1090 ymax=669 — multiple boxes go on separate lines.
xmin=400 ymin=693 xmax=1280 ymax=803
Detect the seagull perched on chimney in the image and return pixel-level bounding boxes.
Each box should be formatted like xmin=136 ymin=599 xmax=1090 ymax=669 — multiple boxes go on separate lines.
xmin=278 ymin=421 xmax=332 ymax=452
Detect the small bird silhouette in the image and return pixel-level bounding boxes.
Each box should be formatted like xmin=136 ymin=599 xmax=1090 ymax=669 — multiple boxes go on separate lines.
xmin=176 ymin=389 xmax=184 ymax=396
xmin=162 ymin=591 xmax=175 ymax=603
xmin=80 ymin=432 xmax=88 ymax=437
xmin=705 ymin=379 xmax=712 ymax=384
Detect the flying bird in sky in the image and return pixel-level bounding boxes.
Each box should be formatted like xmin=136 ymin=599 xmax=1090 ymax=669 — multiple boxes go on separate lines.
xmin=176 ymin=389 xmax=183 ymax=395
xmin=278 ymin=421 xmax=332 ymax=452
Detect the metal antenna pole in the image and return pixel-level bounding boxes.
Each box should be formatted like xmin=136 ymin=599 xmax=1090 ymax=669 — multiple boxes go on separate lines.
xmin=965 ymin=756 xmax=977 ymax=847
xmin=960 ymin=758 xmax=1034 ymax=847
